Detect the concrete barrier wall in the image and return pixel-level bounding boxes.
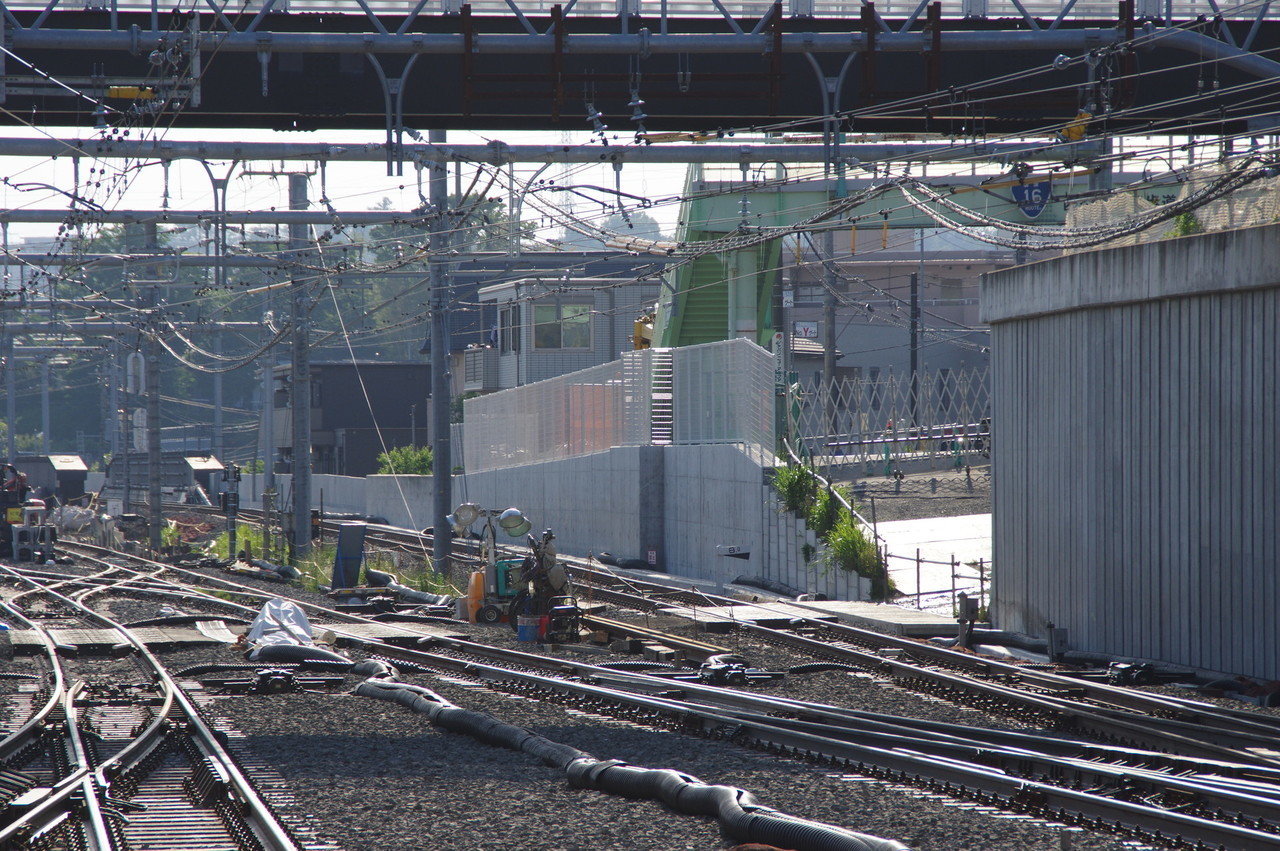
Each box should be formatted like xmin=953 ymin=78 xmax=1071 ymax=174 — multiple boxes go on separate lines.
xmin=237 ymin=473 xmax=366 ymax=519
xmin=456 ymin=444 xmax=867 ymax=599
xmin=983 ymin=223 xmax=1280 ymax=678
xmin=455 ymin=447 xmax=651 ymax=564
xmin=233 ymin=447 xmax=867 ymax=600
xmin=364 ymin=476 xmax=434 ymax=530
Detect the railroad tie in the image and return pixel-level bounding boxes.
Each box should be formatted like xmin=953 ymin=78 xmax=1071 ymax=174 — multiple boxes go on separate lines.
xmin=184 ymin=755 xmax=230 ymax=808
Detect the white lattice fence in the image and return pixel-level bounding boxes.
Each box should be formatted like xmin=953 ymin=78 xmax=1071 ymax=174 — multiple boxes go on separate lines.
xmin=788 ymin=367 xmax=991 ymax=467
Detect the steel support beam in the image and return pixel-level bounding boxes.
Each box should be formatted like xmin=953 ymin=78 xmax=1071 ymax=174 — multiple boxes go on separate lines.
xmin=0 ymin=138 xmax=1103 ymax=165
xmin=3 ymin=23 xmax=1277 ymax=81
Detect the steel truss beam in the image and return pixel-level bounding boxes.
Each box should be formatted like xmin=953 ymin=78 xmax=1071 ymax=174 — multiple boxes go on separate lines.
xmin=3 ymin=5 xmax=1280 ymax=145
xmin=0 ymin=137 xmax=1099 ymax=165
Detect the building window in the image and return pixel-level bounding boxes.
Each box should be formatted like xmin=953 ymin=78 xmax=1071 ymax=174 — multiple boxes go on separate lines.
xmin=499 ymin=304 xmax=520 ymax=354
xmin=533 ymin=302 xmax=592 ymax=350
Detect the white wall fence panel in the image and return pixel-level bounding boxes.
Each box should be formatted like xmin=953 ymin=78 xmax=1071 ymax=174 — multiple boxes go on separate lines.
xmin=464 ymin=339 xmax=776 ymax=474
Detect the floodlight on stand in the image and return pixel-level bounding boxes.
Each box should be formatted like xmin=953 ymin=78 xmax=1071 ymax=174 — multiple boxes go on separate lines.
xmin=498 ymin=508 xmax=532 ymax=537
xmin=450 ymin=502 xmax=481 ymax=533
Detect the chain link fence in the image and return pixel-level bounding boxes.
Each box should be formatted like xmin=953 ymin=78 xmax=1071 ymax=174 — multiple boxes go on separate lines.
xmin=1066 ymin=166 xmax=1280 ymax=251
xmin=786 ymin=366 xmax=991 ymax=471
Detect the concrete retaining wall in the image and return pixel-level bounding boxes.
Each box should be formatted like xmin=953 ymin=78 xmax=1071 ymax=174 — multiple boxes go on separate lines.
xmin=982 ymin=223 xmax=1280 ymax=678
xmin=225 ymin=448 xmax=867 ymax=599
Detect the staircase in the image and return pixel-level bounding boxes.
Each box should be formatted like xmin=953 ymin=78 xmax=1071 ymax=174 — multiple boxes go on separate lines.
xmin=650 ymin=348 xmax=674 ymax=445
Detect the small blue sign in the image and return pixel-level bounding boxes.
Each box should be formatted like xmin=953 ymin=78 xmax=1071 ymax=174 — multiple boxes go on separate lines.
xmin=1011 ymin=181 xmax=1052 ymax=219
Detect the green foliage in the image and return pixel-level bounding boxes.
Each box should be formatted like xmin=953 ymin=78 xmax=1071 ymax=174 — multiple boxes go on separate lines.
xmin=772 ymin=464 xmax=817 ymax=513
xmin=824 ymin=513 xmax=885 ymax=586
xmin=807 ymin=485 xmax=844 ymax=537
xmin=294 ymin=544 xmax=337 ymax=592
xmin=451 ymin=391 xmax=482 ymax=424
xmin=377 ymin=444 xmax=434 ymax=475
xmin=828 ymin=505 xmax=896 ymax=599
xmin=772 ymin=462 xmax=893 ymax=599
xmin=290 ymin=546 xmax=461 ymax=596
xmin=208 ymin=522 xmax=264 ymax=559
xmin=1167 ymin=212 xmax=1204 ymax=238
xmin=160 ymin=521 xmax=182 ymax=550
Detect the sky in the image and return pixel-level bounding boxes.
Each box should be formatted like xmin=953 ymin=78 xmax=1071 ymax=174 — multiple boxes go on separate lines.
xmin=0 ymin=125 xmax=690 ymax=246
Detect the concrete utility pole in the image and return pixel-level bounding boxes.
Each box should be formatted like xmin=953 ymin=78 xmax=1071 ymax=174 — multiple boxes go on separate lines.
xmin=143 ymin=223 xmax=163 ymax=552
xmin=106 ymin=343 xmax=120 ymax=457
xmin=3 ymin=333 xmax=14 ymax=463
xmin=40 ymin=361 xmax=50 ymax=456
xmin=909 ymin=271 xmax=920 ymax=427
xmin=289 ymin=173 xmax=313 ymax=559
xmin=429 ymin=129 xmax=453 ymax=575
xmin=822 ymin=226 xmax=837 ymax=442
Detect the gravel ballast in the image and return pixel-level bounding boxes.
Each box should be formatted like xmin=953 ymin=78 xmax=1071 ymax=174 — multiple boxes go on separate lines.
xmin=174 ymin=614 xmax=1147 ymax=851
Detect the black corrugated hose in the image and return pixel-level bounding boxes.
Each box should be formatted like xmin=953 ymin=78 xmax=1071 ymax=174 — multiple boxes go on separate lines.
xmin=355 ymin=679 xmax=912 ymax=851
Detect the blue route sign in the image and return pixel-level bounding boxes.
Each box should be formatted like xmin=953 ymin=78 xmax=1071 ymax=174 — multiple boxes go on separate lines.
xmin=1011 ymin=181 xmax=1052 ymax=219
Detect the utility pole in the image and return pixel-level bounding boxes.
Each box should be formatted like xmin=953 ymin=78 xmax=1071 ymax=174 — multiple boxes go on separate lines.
xmin=106 ymin=343 xmax=120 ymax=457
xmin=209 ymin=169 xmax=231 ymax=460
xmin=144 ymin=222 xmax=163 ymax=552
xmin=909 ymin=271 xmax=920 ymax=428
xmin=289 ymin=173 xmax=312 ymax=559
xmin=429 ymin=129 xmax=453 ymax=575
xmin=822 ymin=227 xmax=837 ymax=442
xmin=40 ymin=360 xmax=50 ymax=455
xmin=3 ymin=332 xmax=14 ymax=463
xmin=213 ymin=331 xmax=223 ymax=458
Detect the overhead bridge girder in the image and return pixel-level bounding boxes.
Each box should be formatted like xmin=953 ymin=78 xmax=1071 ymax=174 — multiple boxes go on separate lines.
xmin=2 ymin=5 xmax=1280 ymax=136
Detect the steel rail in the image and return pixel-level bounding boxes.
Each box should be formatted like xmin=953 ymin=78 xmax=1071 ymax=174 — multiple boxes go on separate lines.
xmin=0 ymin=599 xmax=67 ymax=763
xmin=800 ymin=621 xmax=1280 ymax=738
xmin=574 ymin=559 xmax=1280 ymax=740
xmin=113 ymin=522 xmax=1280 ymax=761
xmin=41 ymin=546 xmax=1280 ymax=849
xmin=562 ymin=562 xmax=1280 ymax=752
xmin=63 ymin=682 xmax=116 ymax=851
xmin=579 ymin=613 xmax=733 ymax=661
xmin=0 ymin=567 xmax=302 ymax=851
xmin=322 ymin=639 xmax=1280 ymax=850
xmin=577 ymin=670 xmax=1280 ymax=824
xmin=135 ymin=521 xmax=1280 ymax=766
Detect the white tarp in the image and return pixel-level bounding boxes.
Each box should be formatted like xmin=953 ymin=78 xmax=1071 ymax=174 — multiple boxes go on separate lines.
xmin=244 ymin=598 xmax=314 ymax=648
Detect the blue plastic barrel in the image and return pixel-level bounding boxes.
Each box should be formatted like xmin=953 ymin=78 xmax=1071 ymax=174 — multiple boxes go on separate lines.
xmin=516 ymin=616 xmax=539 ymax=642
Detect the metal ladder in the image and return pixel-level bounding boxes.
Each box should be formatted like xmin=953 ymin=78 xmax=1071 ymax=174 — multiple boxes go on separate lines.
xmin=649 ymin=348 xmax=674 ymax=445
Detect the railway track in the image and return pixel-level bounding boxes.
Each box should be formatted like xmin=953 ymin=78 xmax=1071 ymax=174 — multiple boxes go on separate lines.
xmin=0 ymin=559 xmax=320 ymax=851
xmin=11 ymin=542 xmax=1280 ymax=849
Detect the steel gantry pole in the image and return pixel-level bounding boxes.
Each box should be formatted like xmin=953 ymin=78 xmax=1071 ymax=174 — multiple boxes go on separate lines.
xmin=289 ymin=173 xmax=313 ymax=559
xmin=429 ymin=130 xmax=452 ymax=575
xmin=3 ymin=332 xmax=14 ymax=464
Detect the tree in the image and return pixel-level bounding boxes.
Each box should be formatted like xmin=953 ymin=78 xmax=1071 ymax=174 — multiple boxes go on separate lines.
xmin=361 ymin=194 xmax=532 ymax=261
xmin=559 ymin=208 xmax=669 ymax=250
xmin=376 ymin=444 xmax=433 ymax=475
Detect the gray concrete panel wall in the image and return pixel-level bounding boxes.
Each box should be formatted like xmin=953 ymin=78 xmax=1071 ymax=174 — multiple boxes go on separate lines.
xmin=985 ymin=223 xmax=1280 ymax=678
xmin=239 ymin=473 xmax=367 ymax=520
xmin=365 ymin=476 xmax=435 ymax=530
xmin=255 ymin=446 xmax=866 ymax=600
xmin=457 ymin=444 xmax=866 ymax=599
xmin=457 ymin=447 xmax=651 ymax=566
